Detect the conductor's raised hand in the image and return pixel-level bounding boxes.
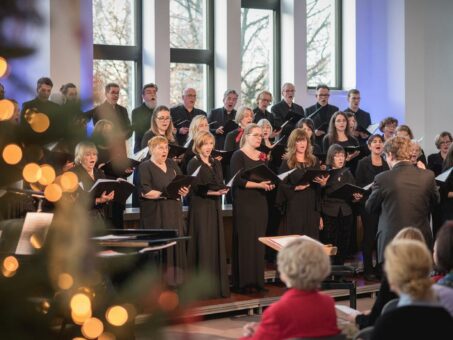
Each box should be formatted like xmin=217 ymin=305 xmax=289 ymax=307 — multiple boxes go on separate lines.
xmin=178 ymin=185 xmax=190 ymax=197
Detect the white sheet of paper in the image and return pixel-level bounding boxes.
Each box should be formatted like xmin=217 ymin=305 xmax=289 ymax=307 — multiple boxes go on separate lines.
xmin=226 ymin=169 xmax=242 ymax=187
xmin=191 ymin=165 xmax=202 ymax=177
xmin=366 ymin=123 xmax=380 ymax=134
xmin=436 ymin=167 xmax=453 ymax=182
xmin=335 ymin=304 xmax=361 ymax=317
xmin=278 ymin=168 xmax=297 ymax=180
xmin=363 ymin=182 xmax=374 ymax=190
xmin=16 ymin=212 xmax=53 ymax=255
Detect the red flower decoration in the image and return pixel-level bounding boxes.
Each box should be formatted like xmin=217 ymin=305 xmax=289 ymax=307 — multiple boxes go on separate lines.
xmin=259 ymin=152 xmax=268 ymax=161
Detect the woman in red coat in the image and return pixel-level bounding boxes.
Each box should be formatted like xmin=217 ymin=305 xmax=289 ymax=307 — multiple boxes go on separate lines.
xmin=241 ymin=238 xmax=341 ymax=340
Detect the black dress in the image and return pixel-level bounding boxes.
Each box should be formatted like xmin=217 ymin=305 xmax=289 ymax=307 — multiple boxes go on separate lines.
xmin=277 ymin=160 xmax=322 ymax=240
xmin=322 ymin=135 xmax=360 ymax=174
xmin=355 ymin=155 xmax=389 ymax=275
xmin=186 ymin=157 xmax=230 ymax=298
xmin=138 ymin=158 xmax=187 ymax=280
xmin=70 ymin=165 xmax=107 ymax=223
xmin=230 ymin=150 xmax=268 ymax=291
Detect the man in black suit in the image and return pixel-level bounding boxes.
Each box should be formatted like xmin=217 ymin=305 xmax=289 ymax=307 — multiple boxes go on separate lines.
xmin=131 ymin=83 xmax=158 ymax=153
xmin=20 ymin=77 xmax=61 ymax=145
xmin=271 ymin=83 xmax=305 ymax=136
xmin=88 ymin=82 xmax=132 ymax=139
xmin=171 ymin=87 xmax=207 ymax=145
xmin=305 ymin=84 xmax=339 ymax=147
xmin=344 ymin=89 xmax=372 ymax=141
xmin=208 ymin=89 xmax=238 ymax=150
xmin=366 ymin=136 xmax=439 ymax=264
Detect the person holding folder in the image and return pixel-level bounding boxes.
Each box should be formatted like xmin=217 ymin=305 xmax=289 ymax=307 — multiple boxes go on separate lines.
xmin=321 ymin=144 xmax=361 ymax=265
xmin=224 ymin=106 xmax=254 ymax=152
xmin=230 ymin=124 xmax=276 ymax=293
xmin=186 ymin=131 xmax=230 ymax=298
xmin=71 ymin=141 xmax=114 ymax=221
xmin=322 ymin=112 xmax=361 ymax=169
xmin=355 ymin=134 xmax=389 ymax=280
xmin=277 ymin=129 xmax=328 ymax=240
xmin=139 ymin=136 xmax=189 ymax=280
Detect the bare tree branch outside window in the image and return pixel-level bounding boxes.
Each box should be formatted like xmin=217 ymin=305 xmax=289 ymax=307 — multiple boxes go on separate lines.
xmin=306 ymin=0 xmax=338 ymax=87
xmin=240 ymin=8 xmax=274 ymax=108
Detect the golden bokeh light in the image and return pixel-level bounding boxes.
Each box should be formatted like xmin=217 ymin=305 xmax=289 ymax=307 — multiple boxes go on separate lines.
xmin=40 ymin=300 xmax=51 ymax=314
xmin=2 ymin=144 xmax=22 ymax=165
xmin=2 ymin=267 xmax=16 ymax=278
xmin=158 ymin=290 xmax=179 ymax=311
xmin=72 ymin=338 xmax=87 ymax=340
xmin=44 ymin=183 xmax=62 ymax=202
xmin=0 ymin=57 xmax=8 ymax=77
xmin=60 ymin=171 xmax=79 ymax=192
xmin=3 ymin=256 xmax=19 ymax=272
xmin=58 ymin=273 xmax=74 ymax=290
xmin=98 ymin=332 xmax=116 ymax=340
xmin=29 ymin=112 xmax=50 ymax=133
xmin=38 ymin=164 xmax=56 ymax=185
xmin=71 ymin=309 xmax=92 ymax=325
xmin=106 ymin=305 xmax=128 ymax=326
xmin=30 ymin=233 xmax=44 ymax=249
xmin=0 ymin=99 xmax=15 ymax=121
xmin=81 ymin=317 xmax=104 ymax=339
xmin=23 ymin=163 xmax=42 ymax=183
xmin=70 ymin=293 xmax=92 ymax=316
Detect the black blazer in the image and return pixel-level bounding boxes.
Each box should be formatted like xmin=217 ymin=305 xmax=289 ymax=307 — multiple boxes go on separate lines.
xmin=170 ymin=105 xmax=207 ymax=146
xmin=224 ymin=128 xmax=242 ymax=152
xmin=321 ymin=168 xmax=356 ymax=217
xmin=208 ymin=107 xmax=236 ymax=150
xmin=366 ymin=161 xmax=440 ymax=263
xmin=355 ymin=155 xmax=389 ymax=187
xmin=271 ymin=100 xmax=305 ymax=128
xmin=88 ymin=101 xmax=132 ymax=139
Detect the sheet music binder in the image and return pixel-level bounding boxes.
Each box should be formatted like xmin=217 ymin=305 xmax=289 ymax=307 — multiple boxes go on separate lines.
xmin=89 ymin=178 xmax=135 ymax=204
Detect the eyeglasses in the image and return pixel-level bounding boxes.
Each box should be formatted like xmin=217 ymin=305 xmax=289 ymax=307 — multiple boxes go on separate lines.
xmin=156 ymin=117 xmax=171 ymax=121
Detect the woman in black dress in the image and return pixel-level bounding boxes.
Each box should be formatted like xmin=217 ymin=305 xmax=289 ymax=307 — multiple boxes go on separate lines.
xmin=139 ymin=136 xmax=189 ymax=282
xmin=71 ymin=141 xmax=114 ymax=221
xmin=321 ymin=144 xmax=362 ymax=265
xmin=224 ymin=106 xmax=254 ymax=152
xmin=322 ymin=111 xmax=360 ymax=173
xmin=230 ymin=124 xmax=276 ymax=293
xmin=186 ymin=131 xmax=230 ymax=298
xmin=355 ymin=134 xmax=389 ymax=280
xmin=277 ymin=129 xmax=328 ymax=240
xmin=428 ymin=132 xmax=452 ymax=237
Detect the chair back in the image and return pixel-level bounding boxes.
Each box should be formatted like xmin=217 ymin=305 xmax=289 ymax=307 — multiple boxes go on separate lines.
xmin=381 ymin=298 xmax=399 ymax=314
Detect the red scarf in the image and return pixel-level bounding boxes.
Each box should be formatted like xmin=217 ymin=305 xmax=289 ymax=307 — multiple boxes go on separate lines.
xmin=235 ymin=127 xmax=244 ymax=143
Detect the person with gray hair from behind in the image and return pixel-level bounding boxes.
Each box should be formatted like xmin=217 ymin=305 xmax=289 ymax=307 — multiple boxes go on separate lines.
xmin=241 ymin=238 xmax=342 ymax=340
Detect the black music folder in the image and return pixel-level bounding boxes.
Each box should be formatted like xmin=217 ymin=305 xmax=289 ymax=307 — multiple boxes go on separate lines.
xmin=88 ymin=178 xmax=135 ymax=204
xmin=329 ymin=183 xmax=365 ymax=201
xmin=242 ymin=164 xmax=280 ymax=185
xmin=175 ymin=119 xmax=190 ymax=128
xmin=211 ymin=149 xmax=234 ymax=165
xmin=289 ymin=169 xmax=330 ymax=185
xmin=100 ymin=158 xmax=140 ymax=178
xmin=163 ymin=175 xmax=195 ymax=199
xmin=316 ymin=122 xmax=329 ymax=133
xmin=356 ymin=123 xmax=379 ymax=135
xmin=168 ymin=144 xmax=188 ymax=158
xmin=223 ymin=120 xmax=239 ymax=134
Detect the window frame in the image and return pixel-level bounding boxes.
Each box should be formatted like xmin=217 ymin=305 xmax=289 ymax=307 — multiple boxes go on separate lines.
xmin=241 ymin=0 xmax=281 ymax=102
xmin=170 ymin=0 xmax=214 ymax=111
xmin=306 ymin=0 xmax=343 ymax=90
xmin=93 ymin=0 xmax=143 ymax=107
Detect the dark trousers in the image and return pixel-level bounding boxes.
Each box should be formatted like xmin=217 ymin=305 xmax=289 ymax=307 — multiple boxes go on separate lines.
xmin=360 ymin=208 xmax=379 ymax=274
xmin=321 ymin=212 xmax=353 ymax=265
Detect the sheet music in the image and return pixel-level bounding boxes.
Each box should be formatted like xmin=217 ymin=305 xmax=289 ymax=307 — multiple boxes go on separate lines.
xmin=131 ymin=146 xmax=149 ymax=162
xmin=335 ymin=304 xmax=361 ymax=317
xmin=190 ymin=165 xmax=202 ymax=177
xmin=366 ymin=123 xmax=379 ymax=134
xmin=270 ymin=235 xmax=324 ymax=249
xmin=139 ymin=241 xmax=177 ymax=253
xmin=436 ymin=167 xmax=453 ymax=182
xmin=92 ymin=234 xmax=136 ymax=241
xmin=363 ymin=182 xmax=374 ymax=190
xmin=278 ymin=168 xmax=296 ymax=180
xmin=226 ymin=169 xmax=242 ymax=187
xmin=16 ymin=212 xmax=53 ymax=255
